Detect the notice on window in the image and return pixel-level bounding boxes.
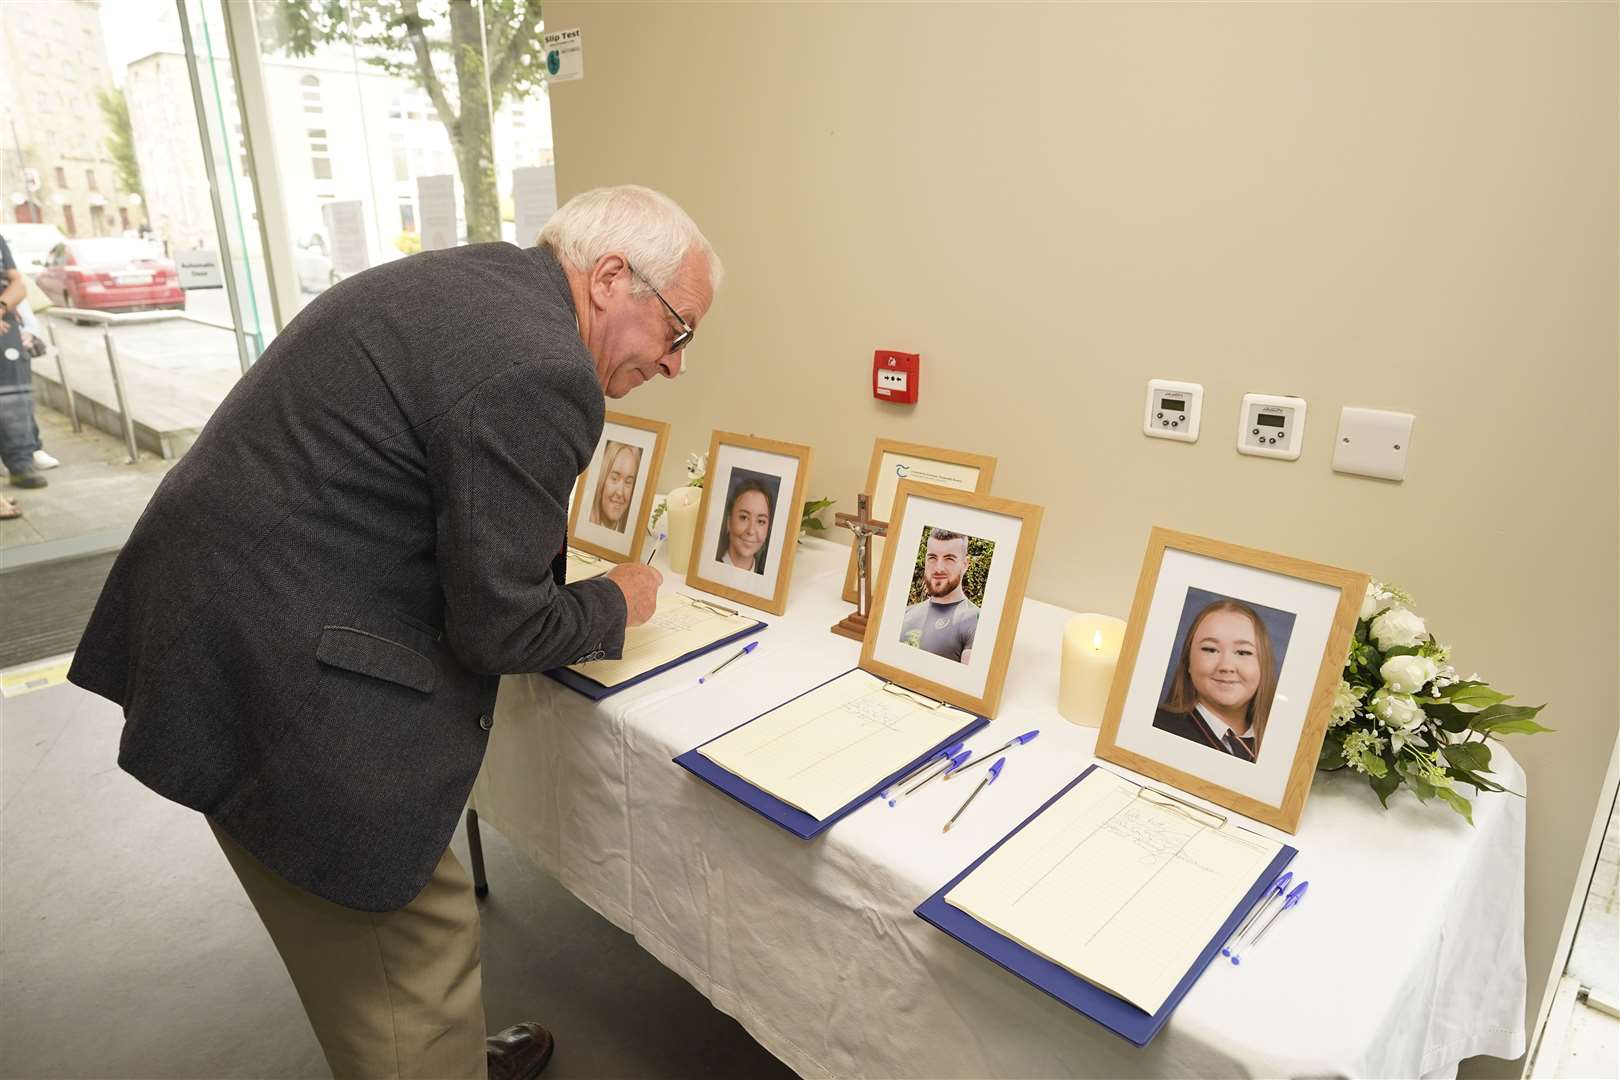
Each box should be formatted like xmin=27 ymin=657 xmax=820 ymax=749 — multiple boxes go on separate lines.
xmin=418 ymin=174 xmax=457 ymax=251
xmin=178 ymin=249 xmax=222 ymax=290
xmin=543 ymin=28 xmax=584 ymax=82
xmin=513 ymin=166 xmax=557 ymax=246
xmin=321 ymin=201 xmax=370 ymax=276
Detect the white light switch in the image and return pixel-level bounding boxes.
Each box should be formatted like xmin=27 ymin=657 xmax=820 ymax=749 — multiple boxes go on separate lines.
xmin=1333 ymin=407 xmax=1415 ymax=481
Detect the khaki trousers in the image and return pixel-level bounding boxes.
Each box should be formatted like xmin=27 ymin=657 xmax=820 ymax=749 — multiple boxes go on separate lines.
xmin=210 ymin=820 xmax=487 ymax=1080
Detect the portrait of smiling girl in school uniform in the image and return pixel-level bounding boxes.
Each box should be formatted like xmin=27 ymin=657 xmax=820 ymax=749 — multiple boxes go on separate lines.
xmin=1152 ymin=592 xmax=1295 ymax=763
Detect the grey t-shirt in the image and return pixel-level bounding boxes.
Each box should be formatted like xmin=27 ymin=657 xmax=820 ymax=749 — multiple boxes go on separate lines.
xmin=899 ymin=597 xmax=980 ymax=662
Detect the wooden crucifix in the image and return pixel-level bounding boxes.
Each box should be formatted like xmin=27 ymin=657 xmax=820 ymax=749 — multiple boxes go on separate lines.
xmin=831 ymin=492 xmax=888 ymax=641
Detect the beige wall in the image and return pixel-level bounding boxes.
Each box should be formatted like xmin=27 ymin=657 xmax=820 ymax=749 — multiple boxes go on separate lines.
xmin=546 ymin=2 xmax=1617 ymax=1069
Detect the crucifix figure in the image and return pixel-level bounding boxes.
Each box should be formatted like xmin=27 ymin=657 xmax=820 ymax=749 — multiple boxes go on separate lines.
xmin=831 ymin=492 xmax=888 ymax=641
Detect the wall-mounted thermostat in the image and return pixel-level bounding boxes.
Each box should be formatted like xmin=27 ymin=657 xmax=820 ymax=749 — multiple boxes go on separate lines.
xmin=1238 ymin=393 xmax=1307 ymax=460
xmin=1144 ymin=379 xmax=1203 ymax=442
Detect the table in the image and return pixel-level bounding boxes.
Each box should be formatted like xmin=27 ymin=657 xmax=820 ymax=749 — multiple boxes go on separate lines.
xmin=472 ymin=537 xmax=1527 ymax=1078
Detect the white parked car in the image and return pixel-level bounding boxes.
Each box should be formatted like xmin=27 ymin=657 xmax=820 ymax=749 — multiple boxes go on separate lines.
xmin=294 ymin=233 xmax=338 ymax=293
xmin=2 ymin=223 xmax=68 ymax=274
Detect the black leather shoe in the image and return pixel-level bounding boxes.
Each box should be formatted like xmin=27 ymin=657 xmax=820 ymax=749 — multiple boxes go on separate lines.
xmin=8 ymin=470 xmax=46 ymax=489
xmin=487 ymin=1022 xmax=555 ymax=1080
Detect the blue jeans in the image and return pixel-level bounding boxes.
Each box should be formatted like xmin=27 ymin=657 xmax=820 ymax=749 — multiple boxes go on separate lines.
xmin=0 ymin=328 xmax=39 ymax=474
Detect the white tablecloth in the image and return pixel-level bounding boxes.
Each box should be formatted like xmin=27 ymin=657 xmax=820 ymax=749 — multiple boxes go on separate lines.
xmin=473 ymin=537 xmax=1527 ymax=1078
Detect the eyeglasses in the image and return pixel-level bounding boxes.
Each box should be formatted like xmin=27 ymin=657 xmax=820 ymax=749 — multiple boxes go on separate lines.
xmin=627 ymin=263 xmax=694 ymax=354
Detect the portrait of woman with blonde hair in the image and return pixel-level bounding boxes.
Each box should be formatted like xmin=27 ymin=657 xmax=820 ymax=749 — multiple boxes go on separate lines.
xmin=588 ymin=440 xmax=642 ymax=534
xmin=1152 ymin=597 xmax=1282 ymax=762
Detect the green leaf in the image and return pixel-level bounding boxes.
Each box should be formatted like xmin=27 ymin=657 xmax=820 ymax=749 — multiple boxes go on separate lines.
xmin=1437 ymin=787 xmax=1474 ymax=825
xmin=1381 ymin=644 xmax=1423 ymax=658
xmin=1318 ymin=739 xmax=1347 ymax=770
xmin=1369 ymin=768 xmax=1402 ymax=807
xmin=1442 ymin=742 xmax=1493 ymax=773
xmin=1406 ymin=774 xmax=1437 ymax=802
xmin=1447 ymin=766 xmax=1506 ymax=794
xmin=1466 ymin=703 xmax=1551 ymax=736
xmin=1438 ymin=682 xmax=1511 ymax=710
xmin=1420 ymin=700 xmax=1474 ymax=732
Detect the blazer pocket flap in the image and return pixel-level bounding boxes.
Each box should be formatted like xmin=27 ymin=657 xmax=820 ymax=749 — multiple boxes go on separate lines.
xmin=317 ymin=626 xmax=437 ymax=694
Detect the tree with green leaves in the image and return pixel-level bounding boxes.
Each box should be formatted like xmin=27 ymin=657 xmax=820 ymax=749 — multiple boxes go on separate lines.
xmin=260 ymin=0 xmax=546 ymax=243
xmin=98 ymin=87 xmax=143 ymax=197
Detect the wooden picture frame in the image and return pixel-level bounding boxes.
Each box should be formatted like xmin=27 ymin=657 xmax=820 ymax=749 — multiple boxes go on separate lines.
xmin=860 ymin=482 xmax=1043 ymax=718
xmin=1094 ymin=527 xmax=1368 ymax=833
xmin=840 ymin=440 xmax=998 ymax=605
xmin=567 ymin=411 xmax=670 ymax=564
xmin=685 ymin=430 xmax=814 ymax=616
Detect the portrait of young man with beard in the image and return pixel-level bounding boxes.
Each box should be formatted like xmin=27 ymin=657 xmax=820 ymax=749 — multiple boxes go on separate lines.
xmin=898 ymin=527 xmax=987 ymax=664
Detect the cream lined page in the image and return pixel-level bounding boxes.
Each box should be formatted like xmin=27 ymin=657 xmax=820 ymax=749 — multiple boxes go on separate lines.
xmin=698 ymin=669 xmax=973 ymax=820
xmin=564 ymin=547 xmax=613 ymax=582
xmin=566 ymin=593 xmax=756 ymax=687
xmin=945 ymin=769 xmax=1281 ymax=1014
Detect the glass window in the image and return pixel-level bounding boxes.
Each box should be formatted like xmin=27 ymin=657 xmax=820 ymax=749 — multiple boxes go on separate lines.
xmin=54 ymin=166 xmax=67 ymax=187
xmin=86 ymin=169 xmax=98 ymax=191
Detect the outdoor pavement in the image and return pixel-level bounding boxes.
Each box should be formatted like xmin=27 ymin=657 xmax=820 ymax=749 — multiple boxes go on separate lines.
xmin=0 ymin=405 xmax=174 ymax=556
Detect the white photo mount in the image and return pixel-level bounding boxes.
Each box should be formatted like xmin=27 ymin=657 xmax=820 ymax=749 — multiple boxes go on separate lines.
xmin=1144 ymin=379 xmax=1203 ymax=443
xmin=1237 ymin=393 xmax=1307 ymax=461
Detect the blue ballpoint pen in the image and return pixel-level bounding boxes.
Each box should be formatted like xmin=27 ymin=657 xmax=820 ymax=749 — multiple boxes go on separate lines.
xmin=946 ymin=730 xmax=1040 ymax=779
xmin=943 ymin=757 xmax=1005 ymax=833
xmin=889 ymin=749 xmax=970 ymax=806
xmin=1221 ymin=871 xmax=1293 ymax=957
xmin=698 ymin=640 xmax=758 ymax=684
xmin=879 ymin=741 xmax=965 ymax=800
xmin=1231 ymin=881 xmax=1308 ymax=965
xmin=645 ymin=532 xmax=667 ymax=564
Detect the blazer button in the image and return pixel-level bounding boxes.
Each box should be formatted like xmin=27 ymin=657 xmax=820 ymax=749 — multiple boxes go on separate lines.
xmin=478 ymin=712 xmax=493 ymax=731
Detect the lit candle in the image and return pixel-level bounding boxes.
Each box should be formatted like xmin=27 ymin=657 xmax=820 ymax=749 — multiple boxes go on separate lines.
xmin=661 ymin=486 xmax=705 ymax=575
xmin=1058 ymin=613 xmax=1127 ymax=727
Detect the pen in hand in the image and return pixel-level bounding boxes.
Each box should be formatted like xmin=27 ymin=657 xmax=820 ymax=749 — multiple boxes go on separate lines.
xmin=645 ymin=532 xmax=667 ymax=564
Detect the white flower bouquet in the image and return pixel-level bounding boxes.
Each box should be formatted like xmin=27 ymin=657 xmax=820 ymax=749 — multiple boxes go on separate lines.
xmin=1319 ymin=581 xmax=1550 ymax=823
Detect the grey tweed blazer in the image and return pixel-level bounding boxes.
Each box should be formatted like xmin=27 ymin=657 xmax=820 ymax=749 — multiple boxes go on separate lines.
xmin=69 ymin=244 xmax=627 ymax=911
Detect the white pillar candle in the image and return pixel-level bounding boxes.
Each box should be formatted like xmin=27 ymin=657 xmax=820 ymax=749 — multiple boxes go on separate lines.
xmin=1058 ymin=613 xmax=1127 ymax=728
xmin=661 ymin=486 xmax=704 ymax=575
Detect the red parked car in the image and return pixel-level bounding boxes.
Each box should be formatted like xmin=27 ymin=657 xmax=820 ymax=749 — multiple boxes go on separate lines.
xmin=35 ymin=238 xmax=185 ymax=314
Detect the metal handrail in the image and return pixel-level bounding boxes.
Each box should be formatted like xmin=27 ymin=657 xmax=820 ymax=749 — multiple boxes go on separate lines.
xmin=39 ymin=306 xmax=245 ymax=463
xmin=42 ymin=306 xmax=239 ymax=333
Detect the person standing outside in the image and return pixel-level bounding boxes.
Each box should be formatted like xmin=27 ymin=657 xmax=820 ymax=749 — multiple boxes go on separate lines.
xmin=69 ymin=185 xmax=720 ymax=1080
xmin=0 ymin=233 xmax=45 ymax=492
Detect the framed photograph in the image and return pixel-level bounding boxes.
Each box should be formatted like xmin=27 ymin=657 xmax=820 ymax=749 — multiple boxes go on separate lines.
xmin=840 ymin=440 xmax=997 ymax=605
xmin=568 ymin=412 xmax=670 ymax=563
xmin=861 ymin=482 xmax=1042 ymax=717
xmin=1095 ymin=528 xmax=1368 ymax=833
xmin=686 ymin=431 xmax=813 ymax=616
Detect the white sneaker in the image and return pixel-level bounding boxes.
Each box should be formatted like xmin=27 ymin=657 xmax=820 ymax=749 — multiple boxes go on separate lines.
xmin=32 ymin=450 xmax=59 ymax=469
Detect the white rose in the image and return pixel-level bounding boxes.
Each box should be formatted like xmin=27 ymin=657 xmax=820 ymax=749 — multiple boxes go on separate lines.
xmin=1371 ymin=687 xmax=1427 ymax=731
xmin=1360 ymin=584 xmax=1392 ymax=621
xmin=1379 ymin=654 xmax=1439 ymax=694
xmin=1370 ymin=607 xmax=1427 ymax=651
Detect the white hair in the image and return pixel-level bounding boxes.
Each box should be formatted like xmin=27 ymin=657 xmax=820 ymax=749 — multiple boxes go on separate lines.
xmin=537 ymin=184 xmax=722 ymax=294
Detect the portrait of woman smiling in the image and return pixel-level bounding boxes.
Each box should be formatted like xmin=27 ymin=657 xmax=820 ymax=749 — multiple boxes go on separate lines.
xmin=713 ymin=471 xmax=779 ymax=575
xmin=588 ymin=440 xmax=642 ymax=534
xmin=1152 ymin=597 xmax=1280 ymax=762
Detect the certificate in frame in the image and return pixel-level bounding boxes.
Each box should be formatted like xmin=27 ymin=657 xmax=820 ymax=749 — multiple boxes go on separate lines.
xmin=840 ymin=440 xmax=997 ymax=605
